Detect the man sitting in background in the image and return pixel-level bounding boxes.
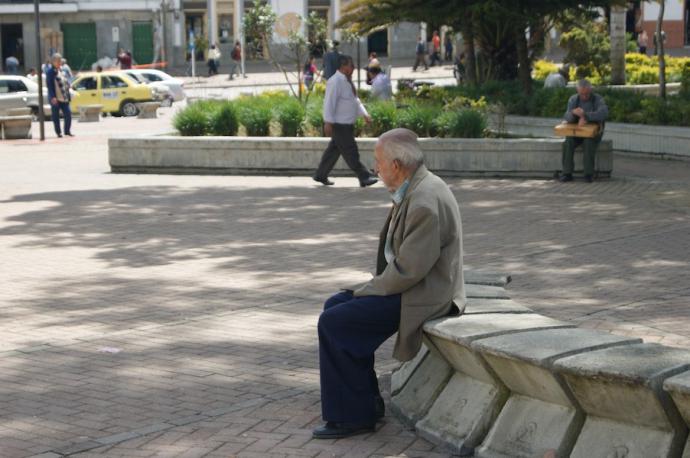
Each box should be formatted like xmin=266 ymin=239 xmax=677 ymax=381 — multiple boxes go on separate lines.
xmin=559 ymin=79 xmax=608 ymax=183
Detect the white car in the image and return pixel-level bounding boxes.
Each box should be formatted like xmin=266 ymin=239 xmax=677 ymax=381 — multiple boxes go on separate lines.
xmin=0 ymin=75 xmax=48 ymax=115
xmin=123 ymin=69 xmax=185 ymax=106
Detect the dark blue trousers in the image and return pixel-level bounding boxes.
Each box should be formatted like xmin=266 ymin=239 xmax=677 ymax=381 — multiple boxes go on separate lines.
xmin=50 ymin=101 xmax=72 ymax=136
xmin=318 ymin=291 xmax=401 ymax=424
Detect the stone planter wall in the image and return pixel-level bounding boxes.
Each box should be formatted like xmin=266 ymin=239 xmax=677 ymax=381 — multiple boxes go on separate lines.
xmin=108 ymin=136 xmax=613 ymax=178
xmin=392 ymin=272 xmax=690 ymax=457
xmin=499 ymin=115 xmax=690 ymax=160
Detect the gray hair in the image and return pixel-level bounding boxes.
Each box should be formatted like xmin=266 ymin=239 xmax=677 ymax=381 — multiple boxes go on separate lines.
xmin=577 ymin=79 xmax=592 ymax=89
xmin=337 ymin=54 xmax=353 ymax=69
xmin=377 ymin=128 xmax=424 ymax=169
xmin=51 ymin=53 xmax=62 ymax=61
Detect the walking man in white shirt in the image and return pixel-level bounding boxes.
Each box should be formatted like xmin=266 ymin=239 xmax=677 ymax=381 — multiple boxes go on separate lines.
xmin=313 ymin=55 xmax=378 ymax=187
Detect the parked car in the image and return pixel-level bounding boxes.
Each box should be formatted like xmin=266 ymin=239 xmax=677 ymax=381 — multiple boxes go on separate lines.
xmin=122 ymin=71 xmax=174 ymax=107
xmin=0 ymin=75 xmax=48 ymax=116
xmin=70 ymin=71 xmax=160 ymax=117
xmin=123 ymin=69 xmax=186 ymax=106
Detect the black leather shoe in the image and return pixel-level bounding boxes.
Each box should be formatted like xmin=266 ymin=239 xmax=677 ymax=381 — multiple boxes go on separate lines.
xmin=375 ymin=396 xmax=385 ymax=419
xmin=312 ymin=421 xmax=375 ymax=439
xmin=584 ymin=175 xmax=593 ymax=183
xmin=65 ymin=132 xmax=75 ymax=137
xmin=313 ymin=176 xmax=334 ymax=186
xmin=559 ymin=173 xmax=573 ymax=183
xmin=359 ymin=177 xmax=378 ymax=188
xmin=56 ymin=133 xmax=62 ymax=138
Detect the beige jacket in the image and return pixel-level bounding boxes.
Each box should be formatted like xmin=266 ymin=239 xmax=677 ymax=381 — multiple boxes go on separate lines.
xmin=353 ymin=165 xmax=466 ymax=361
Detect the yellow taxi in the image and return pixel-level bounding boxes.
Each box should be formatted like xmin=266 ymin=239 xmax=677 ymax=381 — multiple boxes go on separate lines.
xmin=70 ymin=71 xmax=158 ymax=117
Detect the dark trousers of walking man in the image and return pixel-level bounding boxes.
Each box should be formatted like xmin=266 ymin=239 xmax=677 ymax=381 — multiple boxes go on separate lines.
xmin=314 ymin=124 xmax=372 ymax=186
xmin=562 ymin=135 xmax=601 ymax=178
xmin=51 ymin=101 xmax=72 ymax=137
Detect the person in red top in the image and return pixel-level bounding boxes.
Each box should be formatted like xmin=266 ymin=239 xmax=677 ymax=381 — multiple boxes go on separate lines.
xmin=117 ymin=49 xmax=133 ymax=69
xmin=430 ymin=31 xmax=441 ymax=67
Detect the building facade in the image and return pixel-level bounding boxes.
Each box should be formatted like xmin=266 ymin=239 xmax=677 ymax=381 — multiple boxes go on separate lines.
xmin=1 ymin=0 xmax=421 ymax=74
xmin=641 ymin=0 xmax=690 ymax=50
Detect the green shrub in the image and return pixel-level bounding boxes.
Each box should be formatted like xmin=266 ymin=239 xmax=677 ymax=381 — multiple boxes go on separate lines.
xmin=398 ymin=103 xmax=437 ymax=137
xmin=209 ymin=101 xmax=239 ymax=136
xmin=367 ymin=101 xmax=397 ymax=137
xmin=680 ymin=63 xmax=690 ymax=99
xmin=173 ymin=103 xmax=212 ymax=136
xmin=435 ymin=109 xmax=486 ymax=138
xmin=627 ymin=65 xmax=659 ymax=84
xmin=236 ymin=97 xmax=272 ymax=136
xmin=275 ymin=97 xmax=305 ymax=137
xmin=533 ymin=60 xmax=559 ymax=81
xmin=306 ymin=96 xmax=324 ymax=135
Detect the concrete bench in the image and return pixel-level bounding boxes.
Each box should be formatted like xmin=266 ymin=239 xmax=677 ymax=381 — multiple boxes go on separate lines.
xmin=6 ymin=107 xmax=32 ymax=116
xmin=136 ymin=102 xmax=160 ymax=119
xmin=554 ymin=343 xmax=690 ymax=458
xmin=78 ymin=104 xmax=103 ymax=122
xmin=664 ymin=370 xmax=690 ymax=458
xmin=0 ymin=115 xmax=32 ymax=139
xmin=391 ymin=271 xmax=516 ymax=397
xmin=472 ymin=328 xmax=641 ymax=458
xmin=406 ymin=313 xmax=573 ymax=455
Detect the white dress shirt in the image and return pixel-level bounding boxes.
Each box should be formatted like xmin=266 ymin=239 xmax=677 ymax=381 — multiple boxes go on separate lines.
xmin=371 ymin=73 xmax=393 ymax=100
xmin=323 ymin=70 xmax=368 ymax=125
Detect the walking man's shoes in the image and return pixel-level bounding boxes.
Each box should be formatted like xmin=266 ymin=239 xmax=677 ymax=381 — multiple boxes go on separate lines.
xmin=558 ymin=173 xmax=573 ymax=183
xmin=312 ymin=421 xmax=376 ymax=439
xmin=313 ymin=176 xmax=335 ymax=186
xmin=359 ymin=177 xmax=378 ymax=187
xmin=584 ymin=175 xmax=594 ymax=183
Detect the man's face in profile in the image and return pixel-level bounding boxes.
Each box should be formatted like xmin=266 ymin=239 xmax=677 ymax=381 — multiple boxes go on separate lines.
xmin=374 ymin=144 xmax=399 ymax=192
xmin=340 ymin=61 xmax=354 ymax=78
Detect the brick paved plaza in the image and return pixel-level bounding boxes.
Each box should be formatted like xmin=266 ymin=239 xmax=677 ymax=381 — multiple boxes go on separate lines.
xmin=1 ymin=109 xmax=689 ymax=457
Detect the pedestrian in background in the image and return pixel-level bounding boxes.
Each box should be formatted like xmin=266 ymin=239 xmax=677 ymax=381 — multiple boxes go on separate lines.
xmin=322 ymin=40 xmax=341 ymax=80
xmin=5 ymin=55 xmax=19 ymax=74
xmin=303 ymin=55 xmax=318 ymax=90
xmin=45 ymin=53 xmax=73 ymax=138
xmin=313 ymin=55 xmax=378 ymax=188
xmin=429 ymin=31 xmax=442 ymax=67
xmin=207 ymin=44 xmax=221 ymax=76
xmin=444 ymin=35 xmax=453 ymax=62
xmin=412 ymin=36 xmax=428 ymax=71
xmin=228 ymin=41 xmax=241 ymax=80
xmin=638 ymin=30 xmax=648 ymax=55
xmin=117 ymin=49 xmax=133 ymax=69
xmin=367 ymin=61 xmax=392 ymax=101
xmin=61 ymin=58 xmax=74 ymax=83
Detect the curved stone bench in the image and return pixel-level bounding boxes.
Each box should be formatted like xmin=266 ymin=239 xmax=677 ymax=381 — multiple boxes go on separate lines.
xmin=390 ymin=272 xmax=690 ymax=457
xmin=473 ymin=328 xmax=640 ymax=458
xmin=664 ymin=370 xmax=690 ymax=457
xmin=555 ymin=343 xmax=690 ymax=458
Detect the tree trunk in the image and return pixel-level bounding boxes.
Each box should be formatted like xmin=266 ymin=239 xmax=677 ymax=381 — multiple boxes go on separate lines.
xmin=515 ymin=25 xmax=532 ymax=95
xmin=460 ymin=18 xmax=477 ymax=85
xmin=657 ymin=0 xmax=666 ymax=98
xmin=610 ymin=5 xmax=627 ymax=85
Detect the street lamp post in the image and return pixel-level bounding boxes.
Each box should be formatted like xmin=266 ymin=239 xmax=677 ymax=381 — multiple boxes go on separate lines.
xmin=33 ymin=0 xmax=45 ymax=141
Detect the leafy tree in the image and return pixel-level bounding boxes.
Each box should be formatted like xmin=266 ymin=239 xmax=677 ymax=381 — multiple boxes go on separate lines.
xmin=338 ymin=0 xmax=626 ymax=93
xmin=243 ymin=2 xmax=318 ymax=102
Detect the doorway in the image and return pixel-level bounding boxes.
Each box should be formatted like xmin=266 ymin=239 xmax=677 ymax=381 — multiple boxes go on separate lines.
xmin=367 ymin=30 xmax=388 ymax=57
xmin=1 ymin=24 xmax=24 ymax=72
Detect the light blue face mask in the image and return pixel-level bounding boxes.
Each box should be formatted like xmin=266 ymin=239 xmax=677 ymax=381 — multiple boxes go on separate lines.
xmin=391 ymin=180 xmax=410 ymax=205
